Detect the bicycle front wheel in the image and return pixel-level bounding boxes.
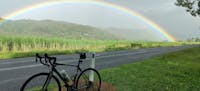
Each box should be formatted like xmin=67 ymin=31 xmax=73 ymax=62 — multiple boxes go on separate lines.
xmin=76 ymin=68 xmax=101 ymax=91
xmin=20 ymin=73 xmax=61 ymax=91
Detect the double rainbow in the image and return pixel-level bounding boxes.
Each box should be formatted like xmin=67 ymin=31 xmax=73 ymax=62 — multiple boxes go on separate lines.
xmin=0 ymin=0 xmax=176 ymax=42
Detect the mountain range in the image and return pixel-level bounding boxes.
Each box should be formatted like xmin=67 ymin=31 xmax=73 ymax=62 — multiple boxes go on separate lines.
xmin=0 ymin=19 xmax=167 ymax=41
xmin=0 ymin=19 xmax=120 ymax=40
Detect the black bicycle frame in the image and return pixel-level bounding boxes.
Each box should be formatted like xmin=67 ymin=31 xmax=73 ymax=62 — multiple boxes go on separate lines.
xmin=42 ymin=59 xmax=84 ymax=89
xmin=35 ymin=53 xmax=87 ymax=90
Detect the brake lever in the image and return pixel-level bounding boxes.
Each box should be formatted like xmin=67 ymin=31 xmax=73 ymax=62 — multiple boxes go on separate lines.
xmin=44 ymin=53 xmax=48 ymax=63
xmin=35 ymin=58 xmax=38 ymax=63
xmin=35 ymin=53 xmax=39 ymax=63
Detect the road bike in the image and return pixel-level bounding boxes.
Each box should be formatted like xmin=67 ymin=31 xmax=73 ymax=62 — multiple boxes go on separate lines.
xmin=20 ymin=53 xmax=101 ymax=91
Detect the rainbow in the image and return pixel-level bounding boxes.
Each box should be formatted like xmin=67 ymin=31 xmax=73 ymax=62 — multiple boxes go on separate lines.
xmin=0 ymin=0 xmax=176 ymax=42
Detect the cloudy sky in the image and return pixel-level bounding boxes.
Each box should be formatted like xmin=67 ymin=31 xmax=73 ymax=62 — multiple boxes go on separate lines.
xmin=0 ymin=0 xmax=200 ymax=40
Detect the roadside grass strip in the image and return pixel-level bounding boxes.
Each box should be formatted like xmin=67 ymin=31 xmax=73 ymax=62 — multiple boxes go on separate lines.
xmin=100 ymin=46 xmax=200 ymax=91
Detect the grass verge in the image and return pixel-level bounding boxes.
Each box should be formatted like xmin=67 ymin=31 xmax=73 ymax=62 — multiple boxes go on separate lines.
xmin=100 ymin=46 xmax=200 ymax=91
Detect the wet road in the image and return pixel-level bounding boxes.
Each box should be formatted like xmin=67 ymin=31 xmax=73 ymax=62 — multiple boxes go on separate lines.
xmin=0 ymin=45 xmax=197 ymax=91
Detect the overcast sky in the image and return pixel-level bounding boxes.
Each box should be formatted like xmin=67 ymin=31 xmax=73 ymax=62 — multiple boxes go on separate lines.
xmin=0 ymin=0 xmax=200 ymax=40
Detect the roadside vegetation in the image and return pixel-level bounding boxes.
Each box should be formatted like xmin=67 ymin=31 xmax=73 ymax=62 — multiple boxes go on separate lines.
xmin=0 ymin=36 xmax=199 ymax=59
xmin=100 ymin=46 xmax=200 ymax=91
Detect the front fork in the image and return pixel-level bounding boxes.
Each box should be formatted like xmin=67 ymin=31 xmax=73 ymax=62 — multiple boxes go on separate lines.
xmin=69 ymin=74 xmax=77 ymax=91
xmin=42 ymin=70 xmax=54 ymax=91
xmin=67 ymin=69 xmax=81 ymax=91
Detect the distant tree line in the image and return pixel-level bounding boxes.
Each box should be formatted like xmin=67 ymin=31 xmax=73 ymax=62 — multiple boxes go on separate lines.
xmin=186 ymin=37 xmax=200 ymax=42
xmin=0 ymin=17 xmax=3 ymax=20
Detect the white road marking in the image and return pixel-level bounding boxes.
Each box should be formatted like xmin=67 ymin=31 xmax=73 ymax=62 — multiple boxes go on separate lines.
xmin=0 ymin=50 xmax=148 ymax=65
xmin=0 ymin=60 xmax=34 ymax=65
xmin=0 ymin=64 xmax=42 ymax=72
xmin=0 ymin=60 xmax=76 ymax=72
xmin=0 ymin=76 xmax=28 ymax=84
xmin=0 ymin=51 xmax=151 ymax=72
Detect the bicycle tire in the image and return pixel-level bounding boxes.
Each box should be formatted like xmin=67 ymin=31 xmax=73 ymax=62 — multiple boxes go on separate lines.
xmin=20 ymin=72 xmax=61 ymax=91
xmin=76 ymin=68 xmax=101 ymax=91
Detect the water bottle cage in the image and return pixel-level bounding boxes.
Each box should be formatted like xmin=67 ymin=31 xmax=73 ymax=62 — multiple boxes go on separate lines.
xmin=63 ymin=77 xmax=69 ymax=82
xmin=79 ymin=59 xmax=83 ymax=63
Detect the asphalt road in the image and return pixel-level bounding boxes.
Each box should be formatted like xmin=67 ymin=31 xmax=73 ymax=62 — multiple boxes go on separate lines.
xmin=0 ymin=45 xmax=198 ymax=91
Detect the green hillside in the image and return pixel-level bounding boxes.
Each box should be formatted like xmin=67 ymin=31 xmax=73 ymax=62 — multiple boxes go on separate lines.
xmin=0 ymin=17 xmax=3 ymax=21
xmin=103 ymin=28 xmax=164 ymax=41
xmin=0 ymin=19 xmax=120 ymax=40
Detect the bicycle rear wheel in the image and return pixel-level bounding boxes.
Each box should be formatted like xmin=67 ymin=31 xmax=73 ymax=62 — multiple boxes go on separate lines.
xmin=20 ymin=73 xmax=61 ymax=91
xmin=76 ymin=68 xmax=101 ymax=91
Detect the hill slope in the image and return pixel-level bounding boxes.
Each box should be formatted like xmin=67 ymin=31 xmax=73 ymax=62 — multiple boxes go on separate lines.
xmin=0 ymin=19 xmax=120 ymax=40
xmin=102 ymin=28 xmax=162 ymax=41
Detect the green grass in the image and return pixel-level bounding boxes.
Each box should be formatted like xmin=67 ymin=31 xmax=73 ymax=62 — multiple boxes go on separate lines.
xmin=0 ymin=36 xmax=199 ymax=59
xmin=24 ymin=83 xmax=59 ymax=91
xmin=100 ymin=46 xmax=200 ymax=91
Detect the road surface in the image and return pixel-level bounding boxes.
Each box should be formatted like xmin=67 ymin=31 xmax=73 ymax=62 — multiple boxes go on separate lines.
xmin=0 ymin=45 xmax=198 ymax=91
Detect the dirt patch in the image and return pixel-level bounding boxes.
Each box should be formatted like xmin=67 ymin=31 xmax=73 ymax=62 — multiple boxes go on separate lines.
xmin=100 ymin=82 xmax=116 ymax=91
